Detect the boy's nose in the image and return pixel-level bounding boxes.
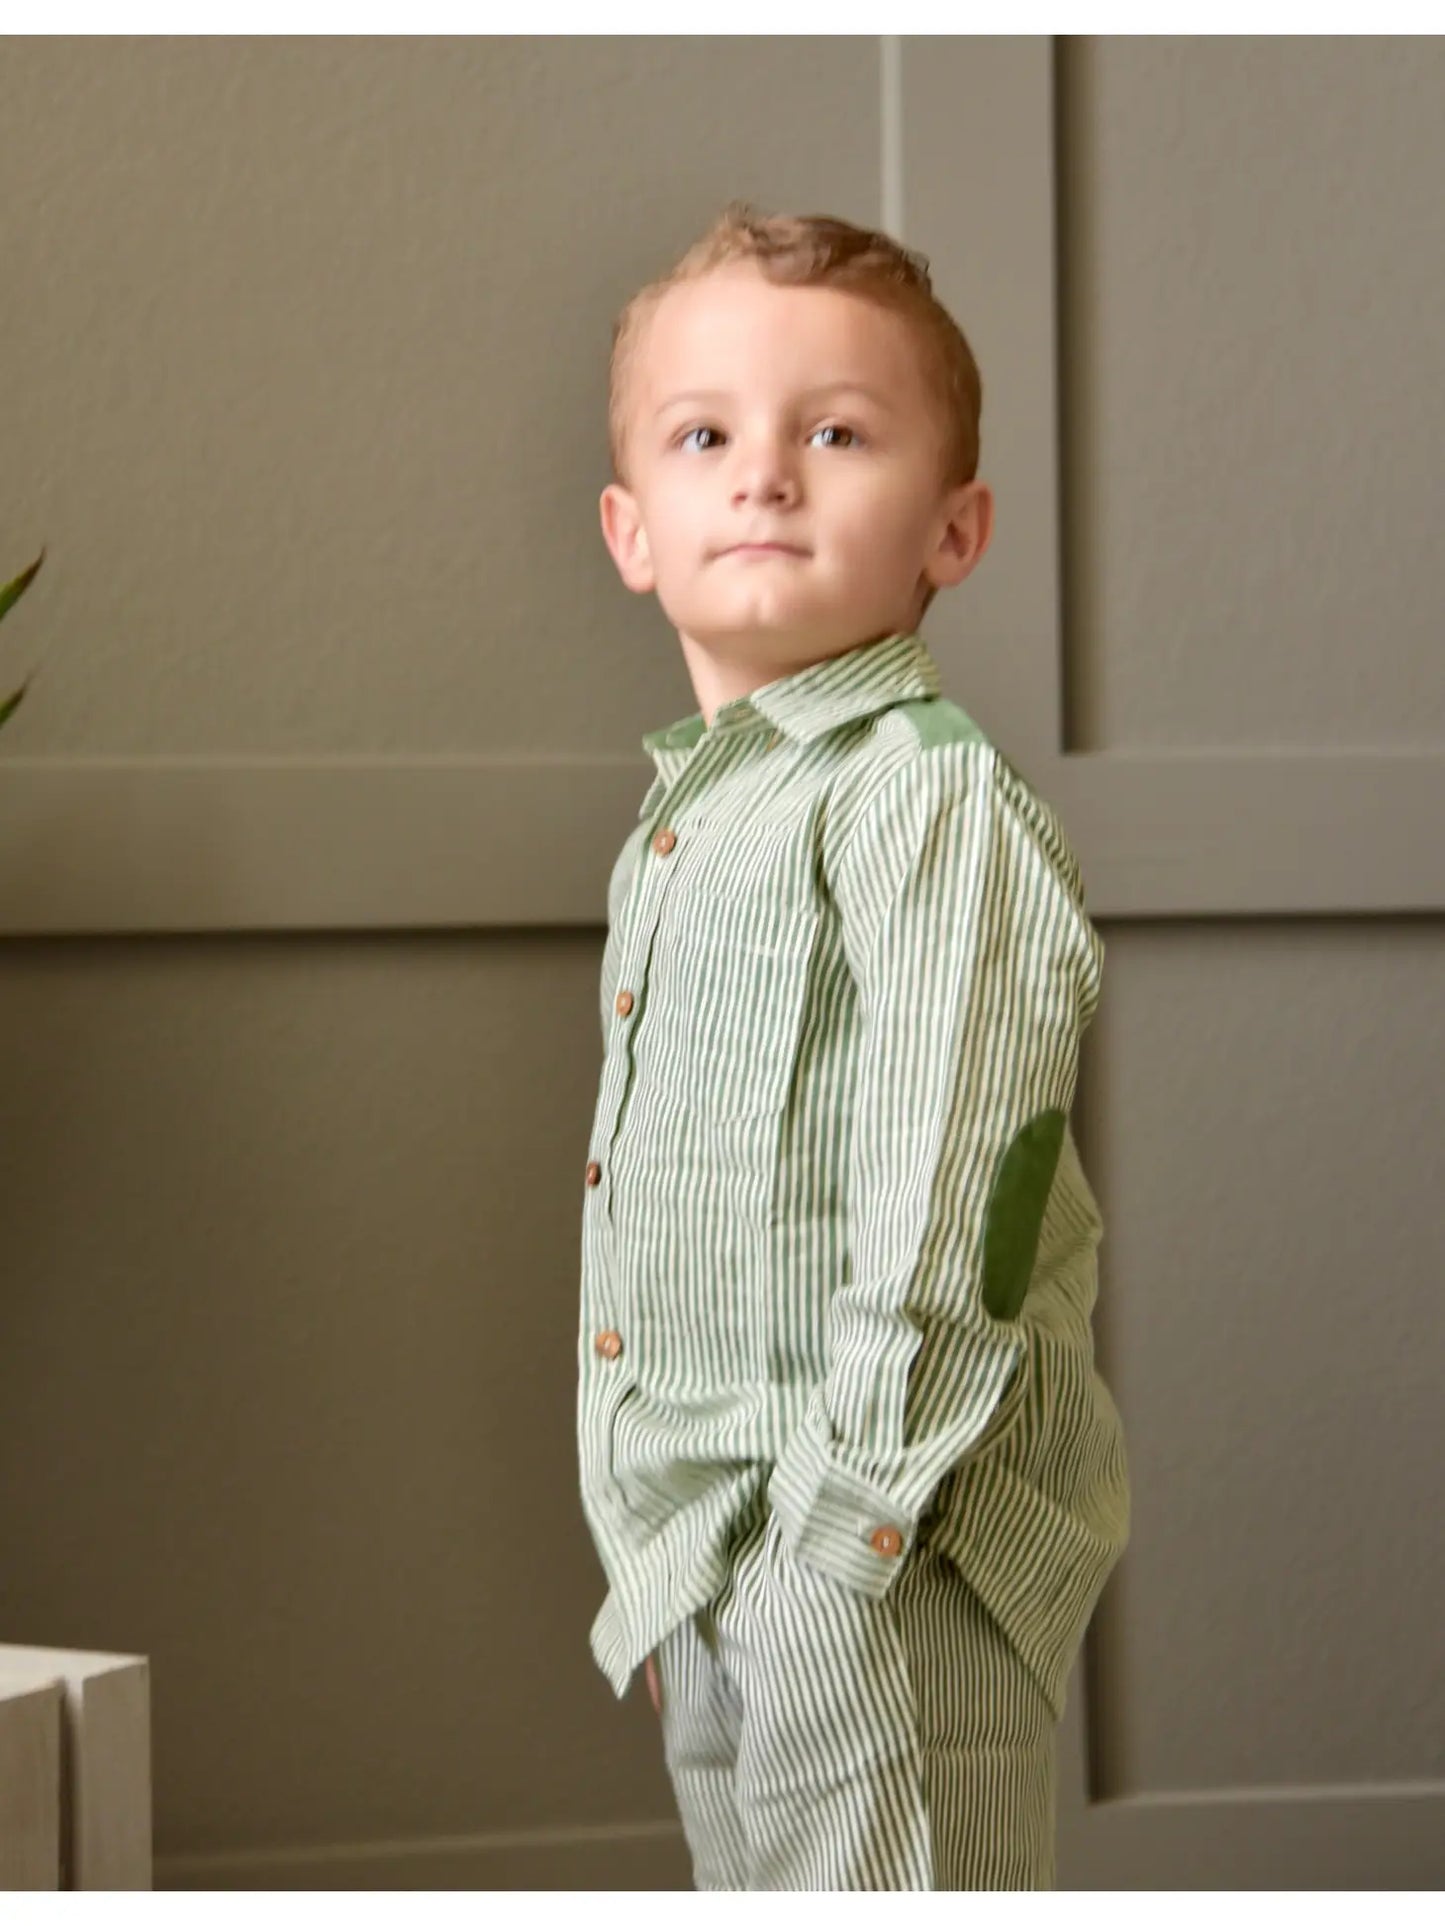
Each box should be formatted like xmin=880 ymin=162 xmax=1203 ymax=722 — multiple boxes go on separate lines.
xmin=726 ymin=430 xmax=798 ymax=491
xmin=732 ymin=468 xmax=799 ymax=507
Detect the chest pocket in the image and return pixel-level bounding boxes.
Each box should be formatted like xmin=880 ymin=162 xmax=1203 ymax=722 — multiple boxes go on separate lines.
xmin=647 ymin=896 xmax=819 ymax=1121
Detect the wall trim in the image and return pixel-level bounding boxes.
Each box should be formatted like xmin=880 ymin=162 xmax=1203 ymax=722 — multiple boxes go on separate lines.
xmin=2 ymin=747 xmax=1442 ymax=937
xmin=156 ymin=1815 xmax=691 ymax=1892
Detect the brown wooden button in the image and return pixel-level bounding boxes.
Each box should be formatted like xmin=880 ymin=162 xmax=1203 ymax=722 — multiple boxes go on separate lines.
xmin=594 ymin=1328 xmax=623 ymax=1360
xmin=869 ymin=1526 xmax=904 ymax=1558
xmin=615 ymin=989 xmax=634 ymax=1017
xmin=584 ymin=1160 xmax=602 ymax=1187
xmin=652 ymin=828 xmax=677 ymax=856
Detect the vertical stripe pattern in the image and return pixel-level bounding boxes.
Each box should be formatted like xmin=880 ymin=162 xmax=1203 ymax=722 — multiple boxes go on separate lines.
xmin=577 ymin=630 xmax=1129 ymax=1882
xmin=656 ymin=1499 xmax=1058 ymax=1889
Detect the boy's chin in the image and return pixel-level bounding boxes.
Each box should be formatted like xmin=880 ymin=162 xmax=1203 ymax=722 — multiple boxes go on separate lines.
xmin=665 ymin=598 xmax=851 ymax=646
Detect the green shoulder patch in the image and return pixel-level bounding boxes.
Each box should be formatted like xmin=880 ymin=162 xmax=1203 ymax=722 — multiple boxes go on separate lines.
xmin=980 ymin=1108 xmax=1067 ymax=1320
xmin=894 ymin=696 xmax=989 ymax=751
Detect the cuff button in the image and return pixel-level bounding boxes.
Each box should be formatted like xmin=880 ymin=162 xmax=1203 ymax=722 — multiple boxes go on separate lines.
xmin=869 ymin=1526 xmax=903 ymax=1558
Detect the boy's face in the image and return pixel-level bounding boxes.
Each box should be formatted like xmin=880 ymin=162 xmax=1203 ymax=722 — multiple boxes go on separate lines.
xmin=600 ymin=262 xmax=992 ymax=679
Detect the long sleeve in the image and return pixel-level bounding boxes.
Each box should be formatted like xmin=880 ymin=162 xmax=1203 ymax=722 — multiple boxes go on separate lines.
xmin=767 ymin=741 xmax=1104 ymax=1597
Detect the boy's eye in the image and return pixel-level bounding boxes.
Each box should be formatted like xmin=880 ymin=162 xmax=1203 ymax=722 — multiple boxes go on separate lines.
xmin=673 ymin=422 xmax=863 ymax=453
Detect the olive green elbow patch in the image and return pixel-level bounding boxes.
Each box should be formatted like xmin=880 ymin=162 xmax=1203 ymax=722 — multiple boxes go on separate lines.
xmin=980 ymin=1108 xmax=1067 ymax=1320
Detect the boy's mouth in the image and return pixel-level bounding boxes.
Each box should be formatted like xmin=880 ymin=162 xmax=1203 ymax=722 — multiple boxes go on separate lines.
xmin=719 ymin=542 xmax=809 ymax=557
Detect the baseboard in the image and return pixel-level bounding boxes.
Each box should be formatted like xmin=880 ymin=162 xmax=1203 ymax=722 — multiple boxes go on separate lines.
xmin=157 ymin=1817 xmax=694 ymax=1891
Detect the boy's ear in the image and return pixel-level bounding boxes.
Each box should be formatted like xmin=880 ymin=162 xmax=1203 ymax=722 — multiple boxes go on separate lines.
xmin=599 ymin=483 xmax=656 ymax=593
xmin=923 ymin=480 xmax=995 ymax=593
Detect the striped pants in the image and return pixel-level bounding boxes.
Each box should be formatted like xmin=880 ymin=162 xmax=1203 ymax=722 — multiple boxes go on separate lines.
xmin=652 ymin=1499 xmax=1058 ymax=1890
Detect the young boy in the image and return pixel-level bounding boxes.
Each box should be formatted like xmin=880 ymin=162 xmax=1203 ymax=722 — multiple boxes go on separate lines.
xmin=577 ymin=202 xmax=1130 ymax=1891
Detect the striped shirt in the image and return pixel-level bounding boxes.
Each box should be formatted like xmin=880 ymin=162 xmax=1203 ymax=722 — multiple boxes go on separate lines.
xmin=577 ymin=628 xmax=1130 ymax=1718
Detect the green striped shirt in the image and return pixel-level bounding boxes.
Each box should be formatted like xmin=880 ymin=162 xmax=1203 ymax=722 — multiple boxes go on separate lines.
xmin=577 ymin=629 xmax=1130 ymax=1717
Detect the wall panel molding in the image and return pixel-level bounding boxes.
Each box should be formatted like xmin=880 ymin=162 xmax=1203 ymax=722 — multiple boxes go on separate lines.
xmin=3 ymin=746 xmax=1443 ymax=937
xmin=6 ymin=40 xmax=1439 ymax=939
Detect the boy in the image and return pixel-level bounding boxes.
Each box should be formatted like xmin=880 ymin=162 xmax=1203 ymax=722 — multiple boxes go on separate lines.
xmin=577 ymin=202 xmax=1129 ymax=1891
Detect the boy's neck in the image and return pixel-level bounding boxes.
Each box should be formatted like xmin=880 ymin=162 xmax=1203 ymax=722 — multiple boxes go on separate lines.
xmin=679 ymin=624 xmax=905 ymax=729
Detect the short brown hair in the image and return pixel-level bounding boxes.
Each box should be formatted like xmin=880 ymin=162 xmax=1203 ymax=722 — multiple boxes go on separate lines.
xmin=607 ymin=201 xmax=984 ymax=621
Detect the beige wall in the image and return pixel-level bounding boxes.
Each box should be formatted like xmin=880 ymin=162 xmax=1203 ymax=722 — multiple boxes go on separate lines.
xmin=1 ymin=37 xmax=1441 ymax=1890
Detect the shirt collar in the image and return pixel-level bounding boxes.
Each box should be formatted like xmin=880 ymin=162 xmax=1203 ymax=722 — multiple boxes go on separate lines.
xmin=640 ymin=629 xmax=941 ymax=796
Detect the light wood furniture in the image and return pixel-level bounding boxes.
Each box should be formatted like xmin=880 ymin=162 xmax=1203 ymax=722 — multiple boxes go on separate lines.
xmin=0 ymin=1648 xmax=150 ymax=1889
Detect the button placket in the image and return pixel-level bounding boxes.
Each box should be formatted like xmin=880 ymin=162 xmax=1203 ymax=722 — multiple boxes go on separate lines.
xmin=603 ymin=749 xmax=729 ymax=1209
xmin=592 ymin=813 xmax=683 ymax=1207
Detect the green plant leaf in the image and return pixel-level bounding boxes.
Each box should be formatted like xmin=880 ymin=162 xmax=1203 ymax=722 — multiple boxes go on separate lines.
xmin=0 ymin=678 xmax=32 ymax=730
xmin=0 ymin=546 xmax=46 ymax=626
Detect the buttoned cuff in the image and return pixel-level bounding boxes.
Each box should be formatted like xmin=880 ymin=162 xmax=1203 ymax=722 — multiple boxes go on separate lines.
xmin=767 ymin=1403 xmax=916 ymax=1599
